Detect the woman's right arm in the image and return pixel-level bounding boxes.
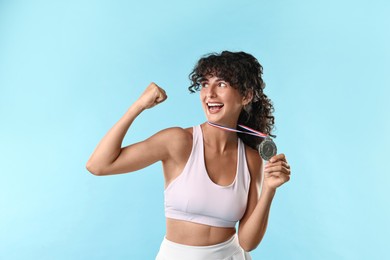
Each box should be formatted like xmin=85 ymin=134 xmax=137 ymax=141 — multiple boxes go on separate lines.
xmin=86 ymin=82 xmax=168 ymax=176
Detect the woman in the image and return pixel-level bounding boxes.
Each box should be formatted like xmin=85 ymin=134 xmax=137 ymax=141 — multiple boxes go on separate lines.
xmin=86 ymin=51 xmax=291 ymax=259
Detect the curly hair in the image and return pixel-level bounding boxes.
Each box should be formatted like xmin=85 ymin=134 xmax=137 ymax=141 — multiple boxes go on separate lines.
xmin=188 ymin=50 xmax=275 ymax=150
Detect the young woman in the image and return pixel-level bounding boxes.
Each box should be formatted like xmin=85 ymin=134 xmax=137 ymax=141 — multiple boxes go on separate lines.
xmin=86 ymin=51 xmax=291 ymax=260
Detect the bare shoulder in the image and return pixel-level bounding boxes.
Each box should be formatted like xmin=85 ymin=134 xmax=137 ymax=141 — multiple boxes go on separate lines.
xmin=156 ymin=127 xmax=192 ymax=144
xmin=155 ymin=126 xmax=193 ymax=157
xmin=244 ymin=144 xmax=263 ymax=183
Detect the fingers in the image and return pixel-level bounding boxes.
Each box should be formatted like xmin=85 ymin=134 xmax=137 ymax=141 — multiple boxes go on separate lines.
xmin=264 ymin=162 xmax=290 ymax=175
xmin=140 ymin=82 xmax=168 ymax=109
xmin=267 ymin=154 xmax=290 ymax=172
xmin=266 ymin=153 xmax=289 ymax=168
xmin=155 ymin=85 xmax=167 ymax=104
xmin=269 ymin=153 xmax=286 ymax=163
xmin=264 ymin=153 xmax=291 ymax=183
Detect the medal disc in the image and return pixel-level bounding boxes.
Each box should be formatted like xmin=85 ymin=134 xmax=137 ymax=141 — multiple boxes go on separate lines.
xmin=258 ymin=137 xmax=277 ymax=161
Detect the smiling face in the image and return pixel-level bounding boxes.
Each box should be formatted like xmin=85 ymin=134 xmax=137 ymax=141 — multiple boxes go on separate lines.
xmin=200 ymin=75 xmax=250 ymax=127
xmin=189 ymin=51 xmax=274 ymax=149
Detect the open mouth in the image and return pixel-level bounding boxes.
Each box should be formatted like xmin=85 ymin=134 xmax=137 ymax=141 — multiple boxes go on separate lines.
xmin=207 ymin=102 xmax=224 ymax=113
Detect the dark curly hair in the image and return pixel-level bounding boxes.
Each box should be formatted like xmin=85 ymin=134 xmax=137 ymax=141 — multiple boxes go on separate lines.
xmin=188 ymin=50 xmax=275 ymax=150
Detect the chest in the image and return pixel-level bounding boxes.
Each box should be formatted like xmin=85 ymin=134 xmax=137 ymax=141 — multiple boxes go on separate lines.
xmin=204 ymin=147 xmax=238 ymax=186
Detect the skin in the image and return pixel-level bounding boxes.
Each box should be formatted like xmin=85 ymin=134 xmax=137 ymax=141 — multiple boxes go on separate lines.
xmin=86 ymin=77 xmax=291 ymax=251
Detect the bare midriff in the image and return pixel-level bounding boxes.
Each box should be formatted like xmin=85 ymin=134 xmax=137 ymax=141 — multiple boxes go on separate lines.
xmin=166 ymin=218 xmax=236 ymax=246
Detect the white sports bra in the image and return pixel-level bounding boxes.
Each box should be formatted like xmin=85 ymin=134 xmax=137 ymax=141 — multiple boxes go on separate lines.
xmin=164 ymin=125 xmax=251 ymax=228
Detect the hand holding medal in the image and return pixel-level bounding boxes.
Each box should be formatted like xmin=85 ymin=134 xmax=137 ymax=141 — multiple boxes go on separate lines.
xmin=207 ymin=121 xmax=291 ymax=190
xmin=264 ymin=153 xmax=291 ymax=190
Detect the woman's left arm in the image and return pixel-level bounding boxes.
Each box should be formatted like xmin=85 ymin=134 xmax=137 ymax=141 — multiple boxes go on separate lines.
xmin=238 ymin=153 xmax=291 ymax=252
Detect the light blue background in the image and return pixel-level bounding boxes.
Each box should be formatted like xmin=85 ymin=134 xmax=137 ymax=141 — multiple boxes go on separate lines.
xmin=1 ymin=0 xmax=389 ymax=259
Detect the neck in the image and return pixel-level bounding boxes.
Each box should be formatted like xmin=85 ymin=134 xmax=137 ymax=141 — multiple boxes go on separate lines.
xmin=201 ymin=122 xmax=238 ymax=153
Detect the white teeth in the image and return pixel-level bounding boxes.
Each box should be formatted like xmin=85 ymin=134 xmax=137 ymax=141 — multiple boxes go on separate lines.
xmin=207 ymin=103 xmax=224 ymax=107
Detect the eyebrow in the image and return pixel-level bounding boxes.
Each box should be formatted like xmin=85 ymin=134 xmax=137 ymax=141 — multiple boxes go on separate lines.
xmin=200 ymin=77 xmax=226 ymax=82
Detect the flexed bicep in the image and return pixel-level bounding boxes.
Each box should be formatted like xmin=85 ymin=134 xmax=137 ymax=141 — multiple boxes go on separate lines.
xmin=92 ymin=129 xmax=171 ymax=176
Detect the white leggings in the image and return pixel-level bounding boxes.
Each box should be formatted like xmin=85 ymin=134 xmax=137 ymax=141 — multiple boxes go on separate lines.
xmin=155 ymin=235 xmax=252 ymax=260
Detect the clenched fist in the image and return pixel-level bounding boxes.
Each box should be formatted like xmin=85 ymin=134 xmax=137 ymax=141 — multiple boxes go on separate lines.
xmin=136 ymin=82 xmax=168 ymax=110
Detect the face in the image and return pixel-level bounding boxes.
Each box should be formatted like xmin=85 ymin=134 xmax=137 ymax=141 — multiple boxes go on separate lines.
xmin=199 ymin=75 xmax=250 ymax=127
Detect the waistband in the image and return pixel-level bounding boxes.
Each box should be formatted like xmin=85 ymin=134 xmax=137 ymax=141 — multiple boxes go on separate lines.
xmin=157 ymin=234 xmax=246 ymax=259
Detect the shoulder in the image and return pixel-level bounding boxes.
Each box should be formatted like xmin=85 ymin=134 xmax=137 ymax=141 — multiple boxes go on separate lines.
xmin=156 ymin=126 xmax=193 ymax=143
xmin=244 ymin=144 xmax=263 ymax=183
xmin=153 ymin=126 xmax=193 ymax=155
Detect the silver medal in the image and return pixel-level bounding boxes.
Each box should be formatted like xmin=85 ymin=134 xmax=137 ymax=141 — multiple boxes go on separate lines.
xmin=258 ymin=137 xmax=277 ymax=161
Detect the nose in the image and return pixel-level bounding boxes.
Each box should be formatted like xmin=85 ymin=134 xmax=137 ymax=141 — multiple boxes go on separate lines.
xmin=205 ymin=85 xmax=217 ymax=98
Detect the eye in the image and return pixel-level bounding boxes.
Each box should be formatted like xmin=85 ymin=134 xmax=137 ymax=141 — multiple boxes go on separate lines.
xmin=218 ymin=82 xmax=227 ymax=88
xmin=201 ymin=82 xmax=209 ymax=88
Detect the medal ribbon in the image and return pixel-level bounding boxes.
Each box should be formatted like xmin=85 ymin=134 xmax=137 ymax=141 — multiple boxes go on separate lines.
xmin=207 ymin=121 xmax=269 ymax=138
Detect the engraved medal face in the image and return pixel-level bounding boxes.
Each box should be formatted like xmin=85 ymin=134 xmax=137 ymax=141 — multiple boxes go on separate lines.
xmin=258 ymin=137 xmax=277 ymax=161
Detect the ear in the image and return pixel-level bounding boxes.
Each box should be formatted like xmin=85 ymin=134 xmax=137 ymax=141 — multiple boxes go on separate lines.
xmin=242 ymin=90 xmax=254 ymax=106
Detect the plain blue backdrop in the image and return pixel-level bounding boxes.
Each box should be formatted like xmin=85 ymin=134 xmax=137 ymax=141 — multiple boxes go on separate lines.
xmin=1 ymin=0 xmax=389 ymax=259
